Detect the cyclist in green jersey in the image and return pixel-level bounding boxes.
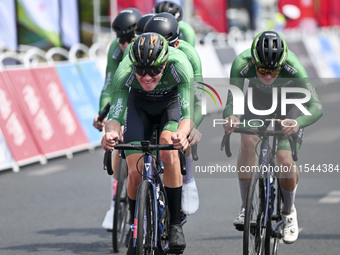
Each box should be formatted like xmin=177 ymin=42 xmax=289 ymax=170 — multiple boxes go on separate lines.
xmin=154 ymin=0 xmax=196 ymax=47
xmin=92 ymin=7 xmax=141 ymax=231
xmin=223 ymin=31 xmax=323 ymax=244
xmin=144 ymin=12 xmax=203 ymax=215
xmin=101 ymin=33 xmax=193 ymax=254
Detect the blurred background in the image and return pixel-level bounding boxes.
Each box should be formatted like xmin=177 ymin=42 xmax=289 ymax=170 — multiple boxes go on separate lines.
xmin=1 ymin=0 xmax=339 ymax=52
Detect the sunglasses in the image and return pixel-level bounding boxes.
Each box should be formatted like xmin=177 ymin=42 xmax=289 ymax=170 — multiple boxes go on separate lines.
xmin=118 ymin=36 xmax=133 ymax=45
xmin=134 ymin=65 xmax=164 ymax=77
xmin=256 ymin=66 xmax=281 ymax=76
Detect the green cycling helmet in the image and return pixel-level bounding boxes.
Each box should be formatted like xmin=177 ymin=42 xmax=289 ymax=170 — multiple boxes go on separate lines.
xmin=251 ymin=31 xmax=288 ymax=69
xmin=129 ymin=32 xmax=169 ymax=67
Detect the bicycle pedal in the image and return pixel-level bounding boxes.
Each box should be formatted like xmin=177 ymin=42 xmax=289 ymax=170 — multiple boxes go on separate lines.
xmin=234 ymin=224 xmax=244 ymax=231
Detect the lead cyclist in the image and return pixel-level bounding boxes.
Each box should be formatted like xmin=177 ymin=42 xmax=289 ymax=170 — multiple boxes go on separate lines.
xmin=102 ymin=33 xmax=194 ymax=254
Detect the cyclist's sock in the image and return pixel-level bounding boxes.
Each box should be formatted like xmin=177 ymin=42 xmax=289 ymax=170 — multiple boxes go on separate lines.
xmin=110 ymin=177 xmax=117 ymax=208
xmin=128 ymin=198 xmax=136 ymax=225
xmin=183 ymin=155 xmax=194 ymax=184
xmin=165 ymin=186 xmax=182 ymax=225
xmin=281 ymin=185 xmax=297 ymax=215
xmin=239 ymin=180 xmax=250 ymax=209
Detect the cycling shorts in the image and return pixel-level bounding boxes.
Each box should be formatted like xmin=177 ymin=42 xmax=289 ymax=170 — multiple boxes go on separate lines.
xmin=123 ymin=88 xmax=180 ymax=155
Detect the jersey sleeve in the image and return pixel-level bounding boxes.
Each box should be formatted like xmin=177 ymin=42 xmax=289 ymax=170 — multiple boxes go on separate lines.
xmin=223 ymin=49 xmax=250 ymax=118
xmin=179 ymin=21 xmax=196 ymax=47
xmin=99 ymin=40 xmax=122 ymax=112
xmin=107 ymin=55 xmax=133 ymax=125
xmin=284 ymin=51 xmax=323 ymax=128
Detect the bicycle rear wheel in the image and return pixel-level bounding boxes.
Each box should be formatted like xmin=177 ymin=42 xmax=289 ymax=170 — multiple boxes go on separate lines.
xmin=136 ymin=180 xmax=156 ymax=255
xmin=112 ymin=159 xmax=129 ymax=253
xmin=243 ymin=171 xmax=267 ymax=255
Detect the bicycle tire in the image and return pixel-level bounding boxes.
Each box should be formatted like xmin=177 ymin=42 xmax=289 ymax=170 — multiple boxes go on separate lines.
xmin=243 ymin=171 xmax=267 ymax=255
xmin=271 ymin=176 xmax=282 ymax=255
xmin=112 ymin=158 xmax=129 ymax=253
xmin=136 ymin=180 xmax=155 ymax=255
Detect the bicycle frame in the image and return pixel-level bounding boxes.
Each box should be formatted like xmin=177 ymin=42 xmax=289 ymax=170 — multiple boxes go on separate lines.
xmin=133 ymin=150 xmax=168 ymax=250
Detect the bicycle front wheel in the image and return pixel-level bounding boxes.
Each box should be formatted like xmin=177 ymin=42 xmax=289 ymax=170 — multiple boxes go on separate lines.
xmin=136 ymin=180 xmax=156 ymax=255
xmin=243 ymin=172 xmax=267 ymax=255
xmin=112 ymin=159 xmax=129 ymax=253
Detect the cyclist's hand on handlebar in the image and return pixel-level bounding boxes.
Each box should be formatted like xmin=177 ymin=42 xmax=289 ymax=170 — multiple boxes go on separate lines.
xmin=188 ymin=128 xmax=202 ymax=146
xmin=171 ymin=132 xmax=189 ymax=150
xmin=277 ymin=119 xmax=299 ymax=137
xmin=93 ymin=115 xmax=107 ymax=131
xmin=223 ymin=115 xmax=240 ymax=133
xmin=101 ymin=131 xmax=119 ymax=151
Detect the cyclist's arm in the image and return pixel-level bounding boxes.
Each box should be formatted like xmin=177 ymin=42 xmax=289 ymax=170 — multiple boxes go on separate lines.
xmin=99 ymin=40 xmax=123 ymax=113
xmin=283 ymin=52 xmax=323 ymax=128
xmin=179 ymin=21 xmax=196 ymax=47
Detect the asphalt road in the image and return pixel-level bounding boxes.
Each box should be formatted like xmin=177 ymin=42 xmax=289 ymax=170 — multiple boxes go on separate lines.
xmin=1 ymin=83 xmax=339 ymax=255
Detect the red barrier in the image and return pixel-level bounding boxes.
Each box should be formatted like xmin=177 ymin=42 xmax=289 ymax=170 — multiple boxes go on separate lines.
xmin=4 ymin=68 xmax=77 ymax=158
xmin=0 ymin=72 xmax=43 ymax=164
xmin=30 ymin=66 xmax=90 ymax=151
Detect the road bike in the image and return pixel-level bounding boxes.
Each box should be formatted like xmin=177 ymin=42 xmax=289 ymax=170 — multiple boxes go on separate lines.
xmin=221 ymin=123 xmax=298 ymax=255
xmin=114 ymin=136 xmax=186 ymax=254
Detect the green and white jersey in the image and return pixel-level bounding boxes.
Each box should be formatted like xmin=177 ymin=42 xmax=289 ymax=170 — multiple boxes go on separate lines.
xmin=223 ymin=49 xmax=323 ymax=128
xmin=179 ymin=21 xmax=196 ymax=47
xmin=99 ymin=39 xmax=124 ymax=112
xmin=108 ymin=47 xmax=194 ymax=125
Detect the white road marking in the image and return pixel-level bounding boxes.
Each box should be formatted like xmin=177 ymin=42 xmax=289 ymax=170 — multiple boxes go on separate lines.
xmin=318 ymin=190 xmax=340 ymax=204
xmin=27 ymin=165 xmax=67 ymax=176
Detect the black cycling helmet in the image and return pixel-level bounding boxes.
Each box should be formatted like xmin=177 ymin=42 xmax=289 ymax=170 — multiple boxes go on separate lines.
xmin=129 ymin=32 xmax=169 ymax=67
xmin=136 ymin=13 xmax=156 ymax=36
xmin=112 ymin=8 xmax=142 ymax=39
xmin=251 ymin=31 xmax=288 ymax=69
xmin=153 ymin=1 xmax=183 ymax=21
xmin=144 ymin=13 xmax=179 ymax=46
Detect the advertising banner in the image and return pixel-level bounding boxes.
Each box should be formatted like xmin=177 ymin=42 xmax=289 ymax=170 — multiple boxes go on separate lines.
xmin=4 ymin=68 xmax=72 ymax=157
xmin=0 ymin=72 xmax=42 ymax=164
xmin=30 ymin=66 xmax=90 ymax=151
xmin=77 ymin=60 xmax=104 ymax=104
xmin=56 ymin=63 xmax=102 ymax=145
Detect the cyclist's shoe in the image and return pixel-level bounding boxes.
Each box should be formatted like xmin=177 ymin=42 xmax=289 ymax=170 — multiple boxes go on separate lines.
xmin=233 ymin=208 xmax=245 ymax=231
xmin=101 ymin=207 xmax=114 ymax=231
xmin=168 ymin=224 xmax=186 ymax=253
xmin=181 ymin=179 xmax=199 ymax=215
xmin=125 ymin=228 xmax=131 ymax=248
xmin=282 ymin=209 xmax=299 ymax=244
xmin=126 ymin=229 xmax=136 ymax=255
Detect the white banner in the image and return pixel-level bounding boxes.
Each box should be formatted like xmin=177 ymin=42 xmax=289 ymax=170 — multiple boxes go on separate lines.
xmin=17 ymin=0 xmax=61 ymax=46
xmin=0 ymin=130 xmax=15 ymax=172
xmin=0 ymin=0 xmax=17 ymax=51
xmin=60 ymin=0 xmax=80 ymax=47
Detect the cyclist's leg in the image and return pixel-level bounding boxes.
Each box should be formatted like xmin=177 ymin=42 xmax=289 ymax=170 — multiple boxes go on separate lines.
xmin=181 ymin=147 xmax=199 ymax=215
xmin=159 ymin=129 xmax=186 ymax=252
xmin=276 ymin=101 xmax=304 ymax=244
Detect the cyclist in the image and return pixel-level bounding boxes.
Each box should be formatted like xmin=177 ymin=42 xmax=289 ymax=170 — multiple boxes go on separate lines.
xmin=223 ymin=31 xmax=323 ymax=244
xmin=92 ymin=7 xmax=141 ymax=231
xmin=101 ymin=33 xmax=193 ymax=254
xmin=144 ymin=12 xmax=203 ymax=215
xmin=135 ymin=13 xmax=155 ymax=36
xmin=153 ymin=0 xmax=196 ymax=47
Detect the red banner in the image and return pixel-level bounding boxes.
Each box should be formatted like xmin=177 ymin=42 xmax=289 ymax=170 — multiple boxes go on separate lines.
xmin=30 ymin=66 xmax=90 ymax=150
xmin=0 ymin=72 xmax=42 ymax=163
xmin=194 ymin=0 xmax=227 ymax=33
xmin=117 ymin=0 xmax=154 ymax=15
xmin=4 ymin=68 xmax=74 ymax=158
